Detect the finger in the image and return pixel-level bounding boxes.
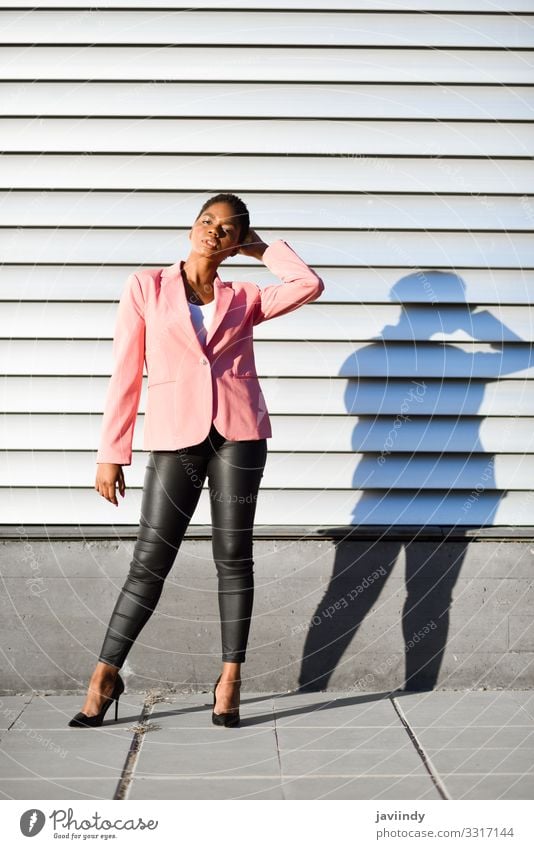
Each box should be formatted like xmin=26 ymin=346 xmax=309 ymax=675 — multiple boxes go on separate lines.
xmin=105 ymin=482 xmax=118 ymax=506
xmin=118 ymin=473 xmax=126 ymax=498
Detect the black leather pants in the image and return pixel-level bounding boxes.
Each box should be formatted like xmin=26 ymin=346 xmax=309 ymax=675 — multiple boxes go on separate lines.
xmin=98 ymin=423 xmax=268 ymax=668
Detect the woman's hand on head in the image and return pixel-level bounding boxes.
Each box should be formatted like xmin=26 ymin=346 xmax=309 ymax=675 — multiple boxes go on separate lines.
xmin=235 ymin=228 xmax=269 ymax=259
xmin=95 ymin=463 xmax=125 ymax=507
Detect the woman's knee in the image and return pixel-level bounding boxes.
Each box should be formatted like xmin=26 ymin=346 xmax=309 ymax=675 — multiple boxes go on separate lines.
xmin=126 ymin=558 xmax=172 ymax=585
xmin=126 ymin=537 xmax=176 ymax=583
xmin=213 ymin=528 xmax=254 ymax=564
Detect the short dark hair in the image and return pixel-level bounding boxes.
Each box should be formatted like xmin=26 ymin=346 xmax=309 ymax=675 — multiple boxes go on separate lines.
xmin=196 ymin=192 xmax=250 ymax=244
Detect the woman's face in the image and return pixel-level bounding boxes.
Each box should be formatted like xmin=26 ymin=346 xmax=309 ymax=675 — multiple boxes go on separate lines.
xmin=189 ymin=201 xmax=244 ymax=262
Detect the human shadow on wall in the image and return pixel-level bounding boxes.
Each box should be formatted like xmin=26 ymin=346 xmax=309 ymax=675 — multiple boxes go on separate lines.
xmin=297 ymin=271 xmax=533 ymax=692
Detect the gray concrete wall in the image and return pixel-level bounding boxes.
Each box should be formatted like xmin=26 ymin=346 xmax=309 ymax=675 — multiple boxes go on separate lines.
xmin=1 ymin=528 xmax=533 ymax=694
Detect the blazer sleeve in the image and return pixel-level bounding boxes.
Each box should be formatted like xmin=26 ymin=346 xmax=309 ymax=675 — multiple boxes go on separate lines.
xmin=95 ymin=272 xmax=146 ymax=466
xmin=252 ymin=239 xmax=324 ymax=325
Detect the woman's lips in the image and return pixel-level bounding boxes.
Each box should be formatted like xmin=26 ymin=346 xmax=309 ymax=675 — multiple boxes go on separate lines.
xmin=203 ymin=239 xmax=219 ymax=249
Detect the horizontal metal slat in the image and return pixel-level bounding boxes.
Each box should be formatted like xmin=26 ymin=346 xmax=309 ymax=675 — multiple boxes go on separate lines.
xmin=3 ymin=414 xmax=533 ymax=454
xmin=2 ymin=155 xmax=533 ymax=193
xmin=2 ymin=340 xmax=533 ymax=378
xmin=265 ymin=305 xmax=534 ymax=343
xmin=4 ymin=2 xmax=534 ymax=12
xmin=2 ymin=47 xmax=533 ymax=83
xmin=1 ymin=11 xmax=532 ymax=48
xmin=4 ymin=2 xmax=534 ymax=11
xmin=1 ymin=301 xmax=532 ymax=342
xmin=2 ymin=118 xmax=533 ymax=156
xmin=2 ymin=191 xmax=534 ymax=233
xmin=3 ymin=83 xmax=533 ymax=120
xmin=2 ymin=264 xmax=533 ymax=305
xmin=2 ymin=229 xmax=534 ymax=269
xmin=2 ymin=377 xmax=533 ymax=415
xmin=1 ymin=488 xmax=529 ymax=526
xmin=2 ymin=451 xmax=531 ymax=489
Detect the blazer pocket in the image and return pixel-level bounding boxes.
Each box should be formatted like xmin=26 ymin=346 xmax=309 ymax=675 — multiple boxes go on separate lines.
xmin=230 ymin=371 xmax=256 ymax=379
xmin=147 ymin=378 xmax=176 ymax=388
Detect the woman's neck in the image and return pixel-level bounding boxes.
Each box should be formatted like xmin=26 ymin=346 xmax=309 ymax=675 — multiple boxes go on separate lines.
xmin=182 ymin=256 xmax=217 ymax=305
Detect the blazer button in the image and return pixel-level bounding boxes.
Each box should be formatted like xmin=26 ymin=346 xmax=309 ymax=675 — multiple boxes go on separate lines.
xmin=200 ymin=357 xmax=208 ymax=365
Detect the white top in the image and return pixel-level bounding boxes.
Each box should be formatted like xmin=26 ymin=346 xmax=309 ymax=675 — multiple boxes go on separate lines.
xmin=188 ymin=297 xmax=216 ymax=345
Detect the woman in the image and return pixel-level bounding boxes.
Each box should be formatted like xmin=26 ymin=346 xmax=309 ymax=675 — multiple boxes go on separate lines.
xmin=68 ymin=192 xmax=324 ymax=729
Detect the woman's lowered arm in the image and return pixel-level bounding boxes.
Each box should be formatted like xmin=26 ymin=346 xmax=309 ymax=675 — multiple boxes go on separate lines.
xmin=95 ymin=271 xmax=146 ymax=468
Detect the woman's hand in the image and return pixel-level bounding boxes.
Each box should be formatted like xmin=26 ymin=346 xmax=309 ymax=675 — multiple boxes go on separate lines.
xmin=95 ymin=463 xmax=125 ymax=507
xmin=236 ymin=228 xmax=269 ymax=260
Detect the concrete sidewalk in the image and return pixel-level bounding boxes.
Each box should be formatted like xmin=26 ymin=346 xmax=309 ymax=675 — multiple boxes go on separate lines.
xmin=0 ymin=688 xmax=533 ymax=800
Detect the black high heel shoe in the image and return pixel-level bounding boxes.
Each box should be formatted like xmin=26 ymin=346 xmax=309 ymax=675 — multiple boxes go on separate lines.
xmin=212 ymin=674 xmax=240 ymax=727
xmin=68 ymin=673 xmax=125 ymax=728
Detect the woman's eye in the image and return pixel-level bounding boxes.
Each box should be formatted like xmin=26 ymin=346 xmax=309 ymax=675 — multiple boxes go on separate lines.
xmin=201 ymin=219 xmax=232 ymax=234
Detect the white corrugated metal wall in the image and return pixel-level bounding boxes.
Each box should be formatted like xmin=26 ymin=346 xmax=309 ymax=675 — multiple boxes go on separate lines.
xmin=1 ymin=1 xmax=533 ymax=526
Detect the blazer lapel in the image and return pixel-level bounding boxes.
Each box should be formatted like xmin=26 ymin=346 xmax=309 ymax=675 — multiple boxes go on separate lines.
xmin=160 ymin=259 xmax=235 ymax=351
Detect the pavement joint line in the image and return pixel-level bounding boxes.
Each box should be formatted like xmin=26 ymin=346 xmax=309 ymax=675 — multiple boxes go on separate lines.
xmin=113 ymin=688 xmax=167 ymax=801
xmin=272 ymin=699 xmax=287 ymax=800
xmin=5 ymin=692 xmax=35 ymax=732
xmin=390 ymin=694 xmax=451 ymax=801
xmin=113 ymin=773 xmax=457 ymax=779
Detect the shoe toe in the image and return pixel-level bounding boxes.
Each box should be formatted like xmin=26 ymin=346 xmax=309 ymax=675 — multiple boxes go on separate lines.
xmin=68 ymin=714 xmax=86 ymax=727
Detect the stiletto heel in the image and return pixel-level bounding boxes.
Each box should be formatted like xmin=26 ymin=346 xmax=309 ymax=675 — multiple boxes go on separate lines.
xmin=68 ymin=673 xmax=125 ymax=728
xmin=212 ymin=673 xmax=240 ymax=727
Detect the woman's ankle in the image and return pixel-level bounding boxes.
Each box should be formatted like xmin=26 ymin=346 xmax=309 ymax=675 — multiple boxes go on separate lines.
xmin=91 ymin=661 xmax=119 ymax=683
xmin=220 ymin=661 xmax=241 ymax=683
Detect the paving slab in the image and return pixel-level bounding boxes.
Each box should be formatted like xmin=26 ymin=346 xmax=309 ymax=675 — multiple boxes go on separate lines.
xmin=416 ymin=725 xmax=534 ymax=749
xmin=275 ymin=726 xmax=413 ymax=750
xmin=509 ymin=691 xmax=534 ymax=718
xmin=128 ymin=777 xmax=285 ymax=800
xmin=278 ymin=744 xmax=428 ymax=778
xmin=441 ymin=773 xmax=534 ymax=800
xmin=272 ymin=693 xmax=399 ymax=727
xmin=279 ymin=775 xmax=444 ymax=800
xmin=395 ymin=691 xmax=533 ymax=728
xmin=425 ymin=747 xmax=534 ymax=775
xmin=0 ymin=778 xmax=122 ymax=800
xmin=0 ymin=696 xmax=31 ymax=730
xmin=0 ymin=728 xmax=134 ymax=780
xmin=8 ymin=692 xmax=146 ymax=730
xmin=134 ymin=727 xmax=280 ymax=778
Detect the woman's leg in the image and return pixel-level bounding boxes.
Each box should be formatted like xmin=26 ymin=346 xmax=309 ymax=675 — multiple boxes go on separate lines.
xmin=79 ymin=441 xmax=210 ymax=716
xmin=207 ymin=426 xmax=267 ymax=710
xmin=97 ymin=446 xmax=210 ymax=669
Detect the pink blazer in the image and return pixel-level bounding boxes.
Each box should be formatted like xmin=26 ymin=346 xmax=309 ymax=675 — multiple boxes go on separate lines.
xmin=96 ymin=239 xmax=325 ymax=465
